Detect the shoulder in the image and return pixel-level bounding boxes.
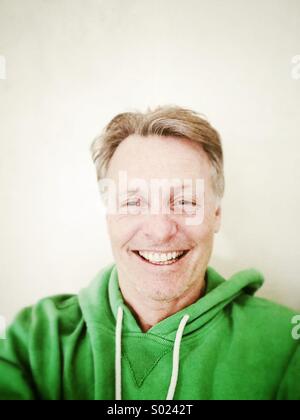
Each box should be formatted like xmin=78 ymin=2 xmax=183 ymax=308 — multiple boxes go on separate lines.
xmin=229 ymin=293 xmax=299 ymax=350
xmin=233 ymin=293 xmax=298 ymax=323
xmin=8 ymin=293 xmax=83 ymax=339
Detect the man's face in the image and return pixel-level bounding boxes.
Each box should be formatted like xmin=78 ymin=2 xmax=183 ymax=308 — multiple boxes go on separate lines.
xmin=104 ymin=135 xmax=221 ymax=302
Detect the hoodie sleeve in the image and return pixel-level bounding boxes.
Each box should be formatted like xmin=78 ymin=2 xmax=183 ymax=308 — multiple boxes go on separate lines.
xmin=276 ymin=344 xmax=300 ymax=401
xmin=0 ymin=307 xmax=38 ymax=400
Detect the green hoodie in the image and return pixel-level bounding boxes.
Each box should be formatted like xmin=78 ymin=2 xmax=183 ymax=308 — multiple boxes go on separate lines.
xmin=0 ymin=263 xmax=299 ymax=400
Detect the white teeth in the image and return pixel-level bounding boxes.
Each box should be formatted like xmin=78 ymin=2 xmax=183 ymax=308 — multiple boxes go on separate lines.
xmin=138 ymin=250 xmax=185 ymax=263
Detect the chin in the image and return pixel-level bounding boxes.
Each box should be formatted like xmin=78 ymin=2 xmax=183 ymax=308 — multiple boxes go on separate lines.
xmin=137 ymin=282 xmax=185 ymax=302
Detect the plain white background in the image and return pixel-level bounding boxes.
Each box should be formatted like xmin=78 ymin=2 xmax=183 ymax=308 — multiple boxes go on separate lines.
xmin=0 ymin=0 xmax=299 ymax=324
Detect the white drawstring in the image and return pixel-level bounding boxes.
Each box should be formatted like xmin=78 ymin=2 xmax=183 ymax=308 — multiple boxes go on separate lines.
xmin=115 ymin=306 xmax=123 ymax=400
xmin=166 ymin=314 xmax=190 ymax=400
xmin=115 ymin=306 xmax=189 ymax=400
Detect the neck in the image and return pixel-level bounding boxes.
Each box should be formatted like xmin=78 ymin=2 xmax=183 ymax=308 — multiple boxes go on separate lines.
xmin=118 ymin=276 xmax=206 ymax=332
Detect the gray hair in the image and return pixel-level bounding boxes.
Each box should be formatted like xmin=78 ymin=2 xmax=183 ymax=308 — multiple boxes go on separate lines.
xmin=90 ymin=105 xmax=225 ymax=199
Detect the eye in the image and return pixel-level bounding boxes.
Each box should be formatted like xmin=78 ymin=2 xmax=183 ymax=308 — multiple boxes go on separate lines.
xmin=175 ymin=199 xmax=197 ymax=207
xmin=122 ymin=199 xmax=141 ymax=207
xmin=123 ymin=199 xmax=141 ymax=207
xmin=173 ymin=199 xmax=199 ymax=215
xmin=122 ymin=198 xmax=148 ymax=215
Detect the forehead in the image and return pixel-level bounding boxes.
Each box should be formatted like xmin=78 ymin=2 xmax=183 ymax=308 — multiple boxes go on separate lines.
xmin=106 ymin=134 xmax=211 ymax=180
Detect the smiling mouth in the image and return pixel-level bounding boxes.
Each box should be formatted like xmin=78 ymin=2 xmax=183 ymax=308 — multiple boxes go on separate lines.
xmin=132 ymin=250 xmax=190 ymax=266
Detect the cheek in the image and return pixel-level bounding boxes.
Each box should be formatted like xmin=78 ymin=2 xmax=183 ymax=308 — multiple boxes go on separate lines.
xmin=185 ymin=214 xmax=215 ymax=244
xmin=199 ymin=202 xmax=218 ymax=237
xmin=106 ymin=216 xmax=139 ymax=250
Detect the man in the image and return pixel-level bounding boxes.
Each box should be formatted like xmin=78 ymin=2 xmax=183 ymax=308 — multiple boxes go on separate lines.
xmin=0 ymin=106 xmax=299 ymax=400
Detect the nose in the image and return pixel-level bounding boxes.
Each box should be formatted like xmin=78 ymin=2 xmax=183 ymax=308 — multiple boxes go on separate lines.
xmin=141 ymin=215 xmax=178 ymax=243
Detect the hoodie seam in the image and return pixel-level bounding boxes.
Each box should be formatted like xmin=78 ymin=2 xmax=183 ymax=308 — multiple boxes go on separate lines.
xmin=122 ymin=333 xmax=174 ymax=346
xmin=122 ymin=348 xmax=173 ymax=388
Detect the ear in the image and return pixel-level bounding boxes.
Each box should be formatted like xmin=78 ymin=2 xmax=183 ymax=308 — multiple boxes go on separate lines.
xmin=214 ymin=203 xmax=222 ymax=234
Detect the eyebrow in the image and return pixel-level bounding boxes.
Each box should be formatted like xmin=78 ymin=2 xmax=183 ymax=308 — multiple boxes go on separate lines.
xmin=123 ymin=184 xmax=194 ymax=195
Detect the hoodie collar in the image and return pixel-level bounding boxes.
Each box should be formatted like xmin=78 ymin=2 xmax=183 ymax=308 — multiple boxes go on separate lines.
xmin=79 ymin=263 xmax=264 ymax=341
